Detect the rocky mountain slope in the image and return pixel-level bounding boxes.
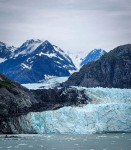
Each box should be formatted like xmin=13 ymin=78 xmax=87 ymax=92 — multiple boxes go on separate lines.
xmin=64 ymin=44 xmax=131 ymax=88
xmin=80 ymin=49 xmax=106 ymax=66
xmin=0 ymin=74 xmax=131 ymax=134
xmin=0 ymin=74 xmax=88 ymax=133
xmin=0 ymin=40 xmax=76 ymax=83
xmin=0 ymin=42 xmax=16 ymax=63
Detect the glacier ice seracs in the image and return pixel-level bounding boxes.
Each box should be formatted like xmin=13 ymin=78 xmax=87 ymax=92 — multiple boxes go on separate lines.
xmin=9 ymin=87 xmax=131 ymax=134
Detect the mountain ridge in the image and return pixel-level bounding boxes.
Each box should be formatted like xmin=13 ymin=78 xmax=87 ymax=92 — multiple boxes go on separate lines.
xmin=0 ymin=41 xmax=16 ymax=63
xmin=64 ymin=44 xmax=131 ymax=88
xmin=0 ymin=39 xmax=76 ymax=83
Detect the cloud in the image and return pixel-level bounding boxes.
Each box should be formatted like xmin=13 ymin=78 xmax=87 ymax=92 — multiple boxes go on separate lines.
xmin=0 ymin=0 xmax=131 ymax=53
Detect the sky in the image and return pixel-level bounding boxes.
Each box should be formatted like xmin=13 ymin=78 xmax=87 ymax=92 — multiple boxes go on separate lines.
xmin=0 ymin=0 xmax=131 ymax=53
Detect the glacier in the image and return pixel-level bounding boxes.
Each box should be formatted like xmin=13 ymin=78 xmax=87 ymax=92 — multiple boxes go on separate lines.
xmin=22 ymin=76 xmax=68 ymax=89
xmin=9 ymin=87 xmax=131 ymax=134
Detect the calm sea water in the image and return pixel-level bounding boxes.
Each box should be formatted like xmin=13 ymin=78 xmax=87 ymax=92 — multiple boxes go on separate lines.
xmin=0 ymin=133 xmax=131 ymax=150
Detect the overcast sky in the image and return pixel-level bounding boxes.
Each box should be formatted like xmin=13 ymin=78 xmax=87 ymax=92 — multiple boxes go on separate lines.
xmin=0 ymin=0 xmax=131 ymax=53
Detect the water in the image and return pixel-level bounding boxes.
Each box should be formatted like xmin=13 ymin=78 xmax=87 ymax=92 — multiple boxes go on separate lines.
xmin=0 ymin=133 xmax=131 ymax=150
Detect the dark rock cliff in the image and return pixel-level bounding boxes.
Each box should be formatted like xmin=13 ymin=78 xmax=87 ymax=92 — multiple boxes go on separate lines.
xmin=0 ymin=74 xmax=90 ymax=133
xmin=64 ymin=44 xmax=131 ymax=88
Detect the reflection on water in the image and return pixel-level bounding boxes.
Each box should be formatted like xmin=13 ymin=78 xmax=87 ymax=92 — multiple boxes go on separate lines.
xmin=0 ymin=133 xmax=131 ymax=150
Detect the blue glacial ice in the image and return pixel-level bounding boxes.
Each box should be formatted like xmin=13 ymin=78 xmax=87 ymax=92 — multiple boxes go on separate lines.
xmin=10 ymin=87 xmax=131 ymax=134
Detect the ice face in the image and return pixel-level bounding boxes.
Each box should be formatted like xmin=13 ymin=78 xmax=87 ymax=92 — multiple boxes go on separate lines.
xmin=9 ymin=87 xmax=131 ymax=134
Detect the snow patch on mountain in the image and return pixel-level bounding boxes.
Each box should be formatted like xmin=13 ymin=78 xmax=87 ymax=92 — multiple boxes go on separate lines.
xmin=21 ymin=63 xmax=32 ymax=70
xmin=53 ymin=45 xmax=72 ymax=64
xmin=37 ymin=52 xmax=56 ymax=58
xmin=14 ymin=39 xmax=42 ymax=57
xmin=0 ymin=58 xmax=6 ymax=63
xmin=10 ymin=87 xmax=131 ymax=134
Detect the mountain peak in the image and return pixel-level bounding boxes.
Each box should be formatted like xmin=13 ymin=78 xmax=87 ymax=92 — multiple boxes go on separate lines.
xmin=0 ymin=41 xmax=16 ymax=62
xmin=80 ymin=49 xmax=106 ymax=66
xmin=0 ymin=41 xmax=5 ymax=46
xmin=91 ymin=48 xmax=105 ymax=53
xmin=22 ymin=39 xmax=42 ymax=46
xmin=14 ymin=39 xmax=43 ymax=57
xmin=0 ymin=40 xmax=76 ymax=83
xmin=0 ymin=41 xmax=16 ymax=50
xmin=40 ymin=40 xmax=52 ymax=47
xmin=44 ymin=40 xmax=51 ymax=44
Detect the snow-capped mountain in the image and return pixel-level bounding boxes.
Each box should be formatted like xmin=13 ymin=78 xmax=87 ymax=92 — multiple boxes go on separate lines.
xmin=65 ymin=44 xmax=131 ymax=89
xmin=14 ymin=39 xmax=42 ymax=57
xmin=0 ymin=41 xmax=16 ymax=63
xmin=0 ymin=39 xmax=76 ymax=83
xmin=80 ymin=49 xmax=106 ymax=66
xmin=67 ymin=50 xmax=88 ymax=69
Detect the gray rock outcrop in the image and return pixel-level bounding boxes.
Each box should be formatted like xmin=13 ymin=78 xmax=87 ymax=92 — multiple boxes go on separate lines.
xmin=64 ymin=44 xmax=131 ymax=88
xmin=0 ymin=74 xmax=90 ymax=133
